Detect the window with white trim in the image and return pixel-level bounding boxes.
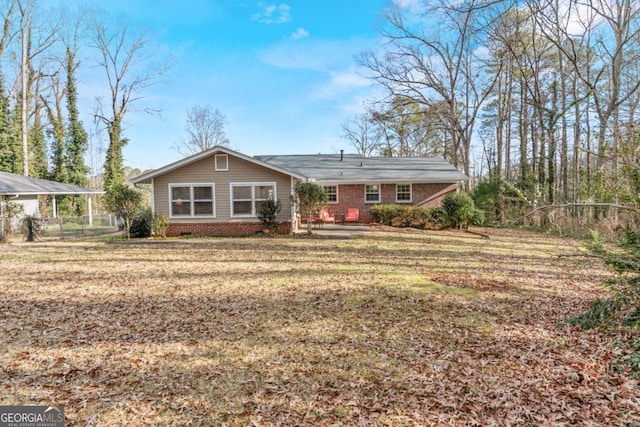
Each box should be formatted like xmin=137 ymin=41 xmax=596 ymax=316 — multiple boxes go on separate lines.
xmin=365 ymin=184 xmax=380 ymax=203
xmin=396 ymin=184 xmax=412 ymax=202
xmin=215 ymin=154 xmax=228 ymax=171
xmin=323 ymin=185 xmax=338 ymax=203
xmin=170 ymin=184 xmax=215 ymax=217
xmin=231 ymin=182 xmax=276 ymax=216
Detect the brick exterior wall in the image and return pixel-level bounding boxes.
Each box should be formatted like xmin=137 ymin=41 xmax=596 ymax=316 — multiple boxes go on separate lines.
xmin=326 ymin=183 xmax=458 ymax=223
xmin=166 ymin=221 xmax=292 ymax=237
xmin=164 ymin=182 xmax=458 ymax=234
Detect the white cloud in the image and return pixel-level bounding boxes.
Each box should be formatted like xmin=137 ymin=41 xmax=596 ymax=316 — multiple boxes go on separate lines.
xmin=259 ymin=40 xmax=341 ymax=70
xmin=393 ymin=0 xmax=424 ymax=13
xmin=252 ymin=3 xmax=291 ymax=24
xmin=258 ymin=37 xmax=373 ymax=71
xmin=329 ymin=69 xmax=370 ymax=88
xmin=559 ymin=0 xmax=605 ymax=36
xmin=292 ymin=27 xmax=309 ymax=40
xmin=311 ymin=66 xmax=378 ymax=108
xmin=257 ymin=37 xmax=383 ymax=115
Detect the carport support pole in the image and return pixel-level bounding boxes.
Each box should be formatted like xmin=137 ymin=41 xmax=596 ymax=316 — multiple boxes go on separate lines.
xmin=88 ymin=196 xmax=93 ymax=226
xmin=0 ymin=196 xmax=5 ymax=240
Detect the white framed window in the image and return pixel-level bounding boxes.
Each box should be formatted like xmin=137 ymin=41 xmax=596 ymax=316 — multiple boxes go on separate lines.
xmin=230 ymin=182 xmax=276 ymax=217
xmin=323 ymin=185 xmax=338 ymax=203
xmin=365 ymin=184 xmax=380 ymax=203
xmin=215 ymin=154 xmax=229 ymax=171
xmin=169 ymin=183 xmax=215 ymax=217
xmin=396 ymin=184 xmax=412 ymax=202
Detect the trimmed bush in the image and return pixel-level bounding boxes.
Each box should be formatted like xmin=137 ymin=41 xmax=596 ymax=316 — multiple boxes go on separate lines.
xmin=370 ymin=204 xmax=410 ymax=226
xmin=443 ymin=192 xmax=484 ymax=229
xmin=130 ymin=208 xmax=153 ymax=238
xmin=426 ymin=207 xmax=449 ymax=229
xmin=370 ymin=204 xmax=450 ymax=230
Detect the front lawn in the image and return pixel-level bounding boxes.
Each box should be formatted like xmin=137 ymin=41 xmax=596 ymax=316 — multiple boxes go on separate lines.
xmin=0 ymin=228 xmax=638 ymax=425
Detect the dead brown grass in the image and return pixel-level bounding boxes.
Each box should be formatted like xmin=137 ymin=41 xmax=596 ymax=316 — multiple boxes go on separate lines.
xmin=0 ymin=228 xmax=638 ymax=426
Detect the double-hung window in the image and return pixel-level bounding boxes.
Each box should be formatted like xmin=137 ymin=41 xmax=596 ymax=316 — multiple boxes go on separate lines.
xmin=231 ymin=182 xmax=276 ymax=217
xmin=396 ymin=184 xmax=412 ymax=202
xmin=323 ymin=185 xmax=338 ymax=203
xmin=170 ymin=184 xmax=215 ymax=217
xmin=365 ymin=184 xmax=380 ymax=203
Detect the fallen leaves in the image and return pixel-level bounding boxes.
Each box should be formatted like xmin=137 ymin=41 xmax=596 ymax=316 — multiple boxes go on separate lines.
xmin=0 ymin=229 xmax=638 ymax=425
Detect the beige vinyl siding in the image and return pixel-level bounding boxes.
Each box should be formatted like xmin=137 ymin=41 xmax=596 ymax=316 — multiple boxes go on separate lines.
xmin=153 ymin=154 xmax=293 ymax=222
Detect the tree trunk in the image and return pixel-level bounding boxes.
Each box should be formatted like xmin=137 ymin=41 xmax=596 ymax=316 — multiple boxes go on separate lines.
xmin=20 ymin=10 xmax=29 ymax=176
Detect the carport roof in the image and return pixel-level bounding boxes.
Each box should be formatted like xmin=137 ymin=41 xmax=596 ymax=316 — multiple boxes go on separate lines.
xmin=0 ymin=171 xmax=103 ymax=196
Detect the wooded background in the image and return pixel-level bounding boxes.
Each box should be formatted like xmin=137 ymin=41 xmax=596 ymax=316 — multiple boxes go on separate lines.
xmin=344 ymin=0 xmax=640 ymax=230
xmin=1 ymin=0 xmax=639 ymax=230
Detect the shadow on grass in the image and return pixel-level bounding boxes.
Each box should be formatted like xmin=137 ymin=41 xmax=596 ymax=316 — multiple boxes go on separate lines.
xmin=1 ymin=282 xmax=598 ymax=419
xmin=0 ymin=231 xmax=625 ymax=425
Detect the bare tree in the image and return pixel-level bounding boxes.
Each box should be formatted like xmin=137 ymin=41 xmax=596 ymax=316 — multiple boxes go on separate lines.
xmin=16 ymin=0 xmax=60 ymax=176
xmin=92 ymin=18 xmax=171 ymax=190
xmin=340 ymin=113 xmax=380 ymax=157
xmin=172 ymin=105 xmax=229 ymax=157
xmin=0 ymin=0 xmax=16 ymax=58
xmin=360 ymin=0 xmax=502 ymax=178
xmin=532 ymin=0 xmax=640 ymax=168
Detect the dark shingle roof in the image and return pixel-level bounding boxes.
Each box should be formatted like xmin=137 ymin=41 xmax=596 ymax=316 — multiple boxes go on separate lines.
xmin=130 ymin=145 xmax=307 ymax=185
xmin=0 ymin=171 xmax=102 ymax=196
xmin=255 ymin=154 xmax=467 ymax=183
xmin=130 ymin=146 xmax=467 ymax=185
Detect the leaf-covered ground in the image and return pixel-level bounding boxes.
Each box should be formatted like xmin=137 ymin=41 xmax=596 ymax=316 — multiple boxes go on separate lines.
xmin=0 ymin=228 xmax=638 ymax=426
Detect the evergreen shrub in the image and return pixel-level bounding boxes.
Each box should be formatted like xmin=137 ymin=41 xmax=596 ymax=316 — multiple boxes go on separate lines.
xmin=443 ymin=192 xmax=485 ymax=228
xmin=130 ymin=208 xmax=153 ymax=238
xmin=370 ymin=204 xmax=450 ymax=230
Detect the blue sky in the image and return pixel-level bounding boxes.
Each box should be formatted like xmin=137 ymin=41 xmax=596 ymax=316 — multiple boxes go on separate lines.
xmin=70 ymin=1 xmax=395 ymax=172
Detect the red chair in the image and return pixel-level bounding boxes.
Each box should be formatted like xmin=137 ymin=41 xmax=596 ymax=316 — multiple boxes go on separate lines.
xmin=313 ymin=207 xmax=335 ymax=226
xmin=317 ymin=207 xmax=335 ymax=224
xmin=345 ymin=208 xmax=359 ymax=223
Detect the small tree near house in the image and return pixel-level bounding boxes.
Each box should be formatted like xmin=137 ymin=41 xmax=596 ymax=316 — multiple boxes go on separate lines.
xmin=294 ymin=182 xmax=328 ymax=235
xmin=104 ymin=184 xmax=143 ymax=239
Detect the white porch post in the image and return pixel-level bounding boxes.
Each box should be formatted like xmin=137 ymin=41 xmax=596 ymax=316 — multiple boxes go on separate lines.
xmin=52 ymin=196 xmax=57 ymax=218
xmin=291 ymin=177 xmax=299 ymax=232
xmin=0 ymin=195 xmax=5 ymax=239
xmin=87 ymin=196 xmax=93 ymax=226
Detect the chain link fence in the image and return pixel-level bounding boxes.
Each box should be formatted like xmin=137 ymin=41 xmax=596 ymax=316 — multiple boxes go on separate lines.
xmin=1 ymin=214 xmax=118 ymax=241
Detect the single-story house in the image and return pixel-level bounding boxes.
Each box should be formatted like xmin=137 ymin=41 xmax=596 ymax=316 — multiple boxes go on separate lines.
xmin=131 ymin=145 xmax=467 ymax=236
